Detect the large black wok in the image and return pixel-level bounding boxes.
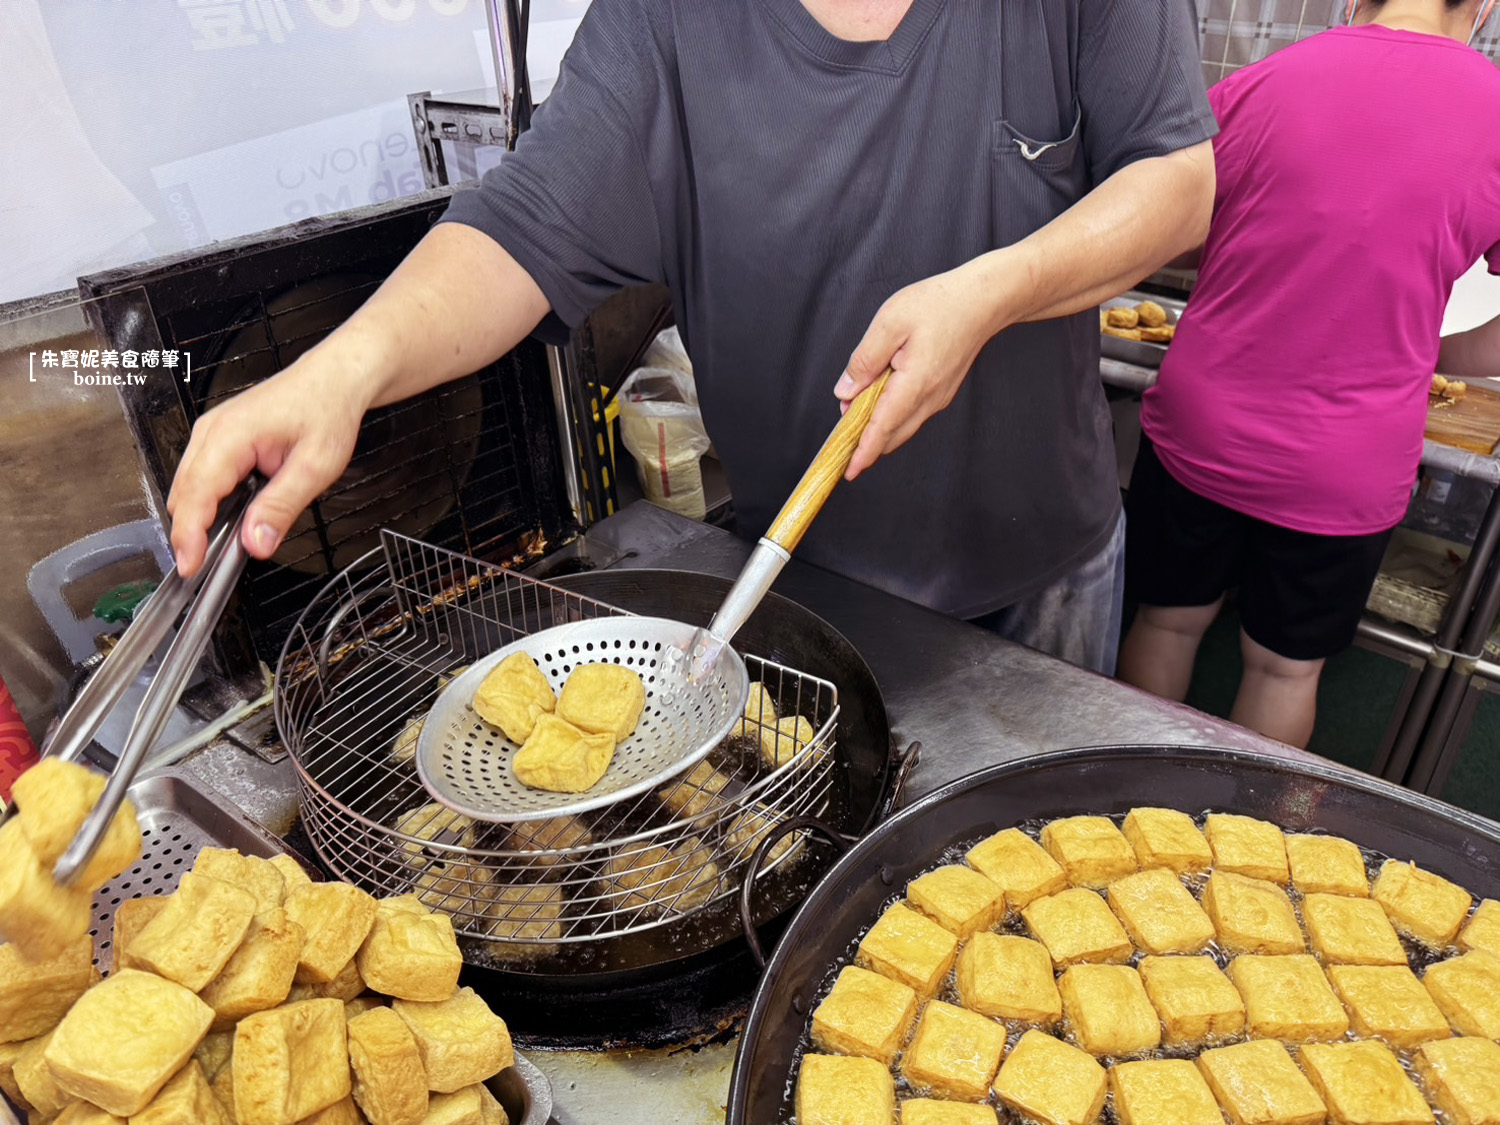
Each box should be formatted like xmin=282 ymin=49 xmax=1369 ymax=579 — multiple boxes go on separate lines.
xmin=727 ymin=745 xmax=1500 ymax=1123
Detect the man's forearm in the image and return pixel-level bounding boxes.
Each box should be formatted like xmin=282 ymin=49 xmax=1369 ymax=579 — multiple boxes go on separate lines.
xmin=1438 ymin=312 xmax=1500 ymax=379
xmin=969 ymin=142 xmax=1215 ymax=332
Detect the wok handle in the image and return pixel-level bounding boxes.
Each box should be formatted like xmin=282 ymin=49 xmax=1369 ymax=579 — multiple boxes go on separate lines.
xmin=875 ymin=740 xmax=922 ymax=823
xmin=739 ymin=814 xmax=855 ymax=969
xmin=765 ymin=369 xmax=892 ymax=553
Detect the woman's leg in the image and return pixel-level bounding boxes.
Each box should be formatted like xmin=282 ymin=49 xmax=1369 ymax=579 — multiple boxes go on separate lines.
xmin=1232 ymin=630 xmax=1324 ymax=748
xmin=1118 ymin=599 xmax=1224 ymax=701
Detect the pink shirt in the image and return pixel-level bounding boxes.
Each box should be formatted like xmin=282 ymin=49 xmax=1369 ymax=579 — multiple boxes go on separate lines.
xmin=1141 ymin=25 xmax=1500 ymax=536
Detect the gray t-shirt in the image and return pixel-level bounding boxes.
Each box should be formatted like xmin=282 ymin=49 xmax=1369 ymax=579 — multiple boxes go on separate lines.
xmin=443 ymin=0 xmax=1214 ymax=618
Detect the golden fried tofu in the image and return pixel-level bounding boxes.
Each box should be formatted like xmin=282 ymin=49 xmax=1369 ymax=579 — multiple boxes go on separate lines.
xmin=1135 ymin=301 xmax=1168 ymax=328
xmin=1414 ymin=1037 xmax=1500 ymax=1125
xmin=300 ymin=1096 xmax=365 ymax=1125
xmin=234 ymin=998 xmax=350 ymax=1125
xmin=1285 ymin=835 xmax=1368 ymax=897
xmin=503 ymin=813 xmax=592 ymax=869
xmin=1301 ymin=1041 xmax=1433 ymax=1125
xmin=1326 ymin=965 xmax=1451 ymax=1048
xmin=346 ymin=996 xmax=386 ymax=1019
xmin=965 ymin=828 xmax=1068 ymax=910
xmin=1110 ymin=1059 xmax=1224 ymax=1125
xmin=901 ymin=1001 xmax=1007 ymax=1101
xmin=129 ymin=871 xmax=259 ymax=991
xmin=1372 ymin=860 xmax=1472 ymax=947
xmin=413 ymin=858 xmax=491 ymax=917
xmin=1139 ymin=326 xmax=1176 ymax=344
xmin=759 ymin=714 xmax=817 ymax=770
xmin=1107 ymin=308 xmax=1140 ymax=329
xmin=1201 ymin=871 xmax=1303 ymax=955
xmin=512 ymin=712 xmax=615 ymax=793
xmin=993 ymin=1030 xmax=1107 ymax=1125
xmin=267 ymin=853 xmax=313 ymax=892
xmin=1059 ymin=965 xmax=1161 ymax=1057
xmin=900 ymin=1101 xmax=998 ymax=1125
xmin=1198 ymin=1040 xmax=1326 ymax=1125
xmin=1040 ymin=816 xmax=1138 ymax=888
xmin=393 ymin=804 xmax=477 ymax=858
xmin=730 ymin=681 xmax=777 ymax=740
xmin=192 ymin=849 xmax=287 ymax=916
xmin=556 ymin=663 xmax=645 ymax=740
xmin=597 ymin=836 xmax=720 ymax=915
xmin=1121 ymin=808 xmax=1212 ymax=874
xmin=392 ymin=987 xmax=513 ymax=1094
xmin=1423 ymin=949 xmax=1500 ymax=1037
xmin=10 ymin=757 xmax=141 ymax=892
xmin=1303 ymin=893 xmax=1406 ymax=966
xmin=956 ymin=933 xmax=1061 ymax=1025
xmin=288 ymin=956 xmax=365 ymax=1004
xmin=0 ymin=818 xmax=94 ymax=960
xmin=657 ymin=760 xmax=731 ymax=820
xmin=422 ymin=1087 xmax=485 ymax=1125
xmin=472 ymin=652 xmax=556 ymax=743
xmin=1459 ymin=898 xmax=1500 ymax=956
xmin=45 ymin=969 xmax=214 ymax=1117
xmin=132 ymin=1060 xmax=227 ymax=1125
xmin=356 ymin=908 xmax=462 ymax=1002
xmin=1103 ymin=326 xmax=1144 ymax=340
xmin=347 ymin=1007 xmax=427 ymax=1125
xmin=54 ymin=1103 xmax=125 ymax=1125
xmin=1446 ymin=380 xmax=1470 ymax=401
xmin=856 ymin=902 xmax=959 ymax=996
xmin=0 ymin=934 xmax=92 ymax=1043
xmin=109 ymin=896 xmax=166 ymax=972
xmin=199 ymin=906 xmax=305 ymax=1031
xmin=16 ymin=1029 xmax=74 ymax=1115
xmin=723 ymin=804 xmax=802 ymax=866
xmin=810 ymin=965 xmax=918 ymax=1065
xmin=0 ymin=1037 xmax=31 ymax=1111
xmin=390 ymin=714 xmax=424 ymax=765
xmin=209 ymin=1062 xmax=235 ymax=1123
xmin=1226 ymin=954 xmax=1349 ymax=1042
xmin=195 ymin=1030 xmax=236 ymax=1083
xmin=1022 ymin=888 xmax=1134 ymax=967
xmin=481 ymin=878 xmax=566 ymax=942
xmin=907 ymin=865 xmax=1006 ymax=939
xmin=1204 ymin=814 xmax=1289 ymax=884
xmin=1107 ymin=868 xmax=1214 ymax=954
xmin=285 ymin=881 xmax=379 ymax=985
xmin=796 ymin=1053 xmax=896 ymax=1125
xmin=1137 ymin=955 xmax=1246 ymax=1045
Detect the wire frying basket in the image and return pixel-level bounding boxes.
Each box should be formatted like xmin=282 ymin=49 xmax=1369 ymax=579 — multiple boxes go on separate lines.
xmin=275 ymin=531 xmax=839 ymax=944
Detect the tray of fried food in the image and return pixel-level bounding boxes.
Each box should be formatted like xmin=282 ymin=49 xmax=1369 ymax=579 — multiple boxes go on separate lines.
xmin=1099 ymin=292 xmax=1184 ymax=366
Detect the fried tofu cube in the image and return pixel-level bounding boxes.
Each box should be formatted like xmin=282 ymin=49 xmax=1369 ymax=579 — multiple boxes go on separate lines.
xmin=1226 ymin=954 xmax=1349 ymax=1042
xmin=346 ymin=996 xmax=386 ymax=1019
xmin=199 ymin=906 xmax=305 ymax=1031
xmin=0 ymin=935 xmax=92 ymax=1043
xmin=132 ymin=1060 xmax=227 ymax=1125
xmin=44 ymin=968 xmax=214 ymax=1117
xmin=1059 ymin=965 xmax=1161 ymax=1057
xmin=1204 ymin=814 xmax=1289 ymax=884
xmin=233 ymin=998 xmax=350 ymax=1125
xmin=421 ymin=1087 xmax=486 ymax=1125
xmin=965 ymin=828 xmax=1068 ymax=910
xmin=730 ymin=681 xmax=777 ymax=740
xmin=1423 ymin=949 xmax=1500 ymax=1037
xmin=723 ymin=804 xmax=802 ymax=866
xmin=596 ymin=836 xmax=719 ymax=915
xmin=192 ymin=849 xmax=287 ymax=915
xmin=1197 ymin=1040 xmax=1326 ymax=1125
xmin=300 ymin=1096 xmax=365 ymax=1125
xmin=502 ymin=814 xmax=593 ymax=869
xmin=268 ymin=853 xmax=314 ymax=891
xmin=480 ymin=878 xmax=566 ymax=942
xmin=1326 ymin=965 xmax=1450 ymax=1048
xmin=993 ymin=1030 xmax=1107 ymax=1125
xmin=759 ymin=714 xmax=817 ymax=769
xmin=1414 ymin=1037 xmax=1500 ymax=1125
xmin=556 ymin=663 xmax=645 ymax=740
xmin=1372 ymin=860 xmax=1472 ymax=947
xmin=1107 ymin=868 xmax=1215 ymax=955
xmin=393 ymin=804 xmax=477 ymax=857
xmin=392 ymin=987 xmax=513 ymax=1094
xmin=356 ymin=909 xmax=462 ymax=1002
xmin=1202 ymin=871 xmax=1303 ymax=955
xmin=657 ymin=760 xmax=731 ymax=820
xmin=10 ymin=758 xmax=141 ymax=891
xmin=195 ymin=1030 xmax=236 ymax=1083
xmin=856 ymin=902 xmax=959 ymax=996
xmin=112 ymin=895 xmax=168 ymax=972
xmin=130 ymin=871 xmax=258 ymax=990
xmin=1304 ymin=893 xmax=1406 ymax=966
xmin=54 ymin=1103 xmax=125 ymax=1124
xmin=796 ymin=1054 xmax=896 ymax=1125
xmin=285 ymin=881 xmax=378 ymax=985
xmin=1285 ymin=835 xmax=1368 ymax=897
xmin=209 ymin=1062 xmax=236 ymax=1123
xmin=1121 ymin=808 xmax=1213 ymax=874
xmin=0 ymin=818 xmax=94 ymax=960
xmin=906 ymin=865 xmax=1006 ymax=939
xmin=347 ymin=1007 xmax=428 ymax=1125
xmin=0 ymin=1037 xmax=30 ymax=1111
xmin=16 ymin=1029 xmax=74 ymax=1115
xmin=809 ymin=965 xmax=918 ymax=1065
xmin=900 ymin=1101 xmax=998 ymax=1124
xmin=1137 ymin=955 xmax=1246 ymax=1045
xmin=472 ymin=652 xmax=556 ymax=743
xmin=289 ymin=955 xmax=366 ymax=1004
xmin=1459 ymin=899 xmax=1500 ymax=956
xmin=1022 ymin=888 xmax=1133 ymax=967
xmin=512 ymin=712 xmax=615 ymax=793
xmin=956 ymin=933 xmax=1061 ymax=1025
xmin=1300 ymin=1042 xmax=1433 ymax=1125
xmin=1110 ymin=1059 xmax=1224 ymax=1125
xmin=1040 ymin=817 xmax=1138 ymax=888
xmin=901 ymin=1001 xmax=1007 ymax=1101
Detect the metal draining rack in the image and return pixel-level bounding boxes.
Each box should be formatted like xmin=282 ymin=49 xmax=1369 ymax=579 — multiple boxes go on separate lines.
xmin=276 ymin=531 xmax=839 ymax=946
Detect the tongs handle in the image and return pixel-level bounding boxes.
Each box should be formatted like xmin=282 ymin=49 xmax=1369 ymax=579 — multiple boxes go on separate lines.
xmin=44 ymin=485 xmax=254 ymax=885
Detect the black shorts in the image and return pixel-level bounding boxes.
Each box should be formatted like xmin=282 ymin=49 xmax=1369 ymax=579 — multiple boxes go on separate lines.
xmin=1125 ymin=436 xmax=1393 ymax=661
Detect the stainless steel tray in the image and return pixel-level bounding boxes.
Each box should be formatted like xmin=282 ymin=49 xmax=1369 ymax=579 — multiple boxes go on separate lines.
xmin=1099 ymin=291 xmax=1185 ymax=370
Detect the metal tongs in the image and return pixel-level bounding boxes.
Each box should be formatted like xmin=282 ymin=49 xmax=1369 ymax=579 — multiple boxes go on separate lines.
xmin=0 ymin=482 xmax=256 ymax=885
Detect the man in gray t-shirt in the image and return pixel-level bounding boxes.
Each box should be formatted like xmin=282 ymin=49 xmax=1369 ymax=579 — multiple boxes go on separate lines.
xmin=167 ymin=0 xmax=1215 ymax=676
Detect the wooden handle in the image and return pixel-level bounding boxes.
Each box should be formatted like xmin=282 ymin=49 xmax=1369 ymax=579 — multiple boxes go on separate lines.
xmin=766 ymin=369 xmax=893 ymax=552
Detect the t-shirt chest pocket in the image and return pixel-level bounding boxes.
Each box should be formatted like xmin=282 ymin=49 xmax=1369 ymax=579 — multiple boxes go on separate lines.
xmin=991 ymin=105 xmax=1088 ymax=248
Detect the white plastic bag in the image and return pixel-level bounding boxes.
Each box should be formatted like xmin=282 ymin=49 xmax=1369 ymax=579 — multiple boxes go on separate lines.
xmin=641 ymin=325 xmax=693 ymax=377
xmin=617 ymin=365 xmax=712 ymax=519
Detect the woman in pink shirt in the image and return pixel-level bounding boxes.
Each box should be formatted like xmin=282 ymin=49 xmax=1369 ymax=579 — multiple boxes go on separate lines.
xmin=1118 ymin=0 xmax=1500 ymax=747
